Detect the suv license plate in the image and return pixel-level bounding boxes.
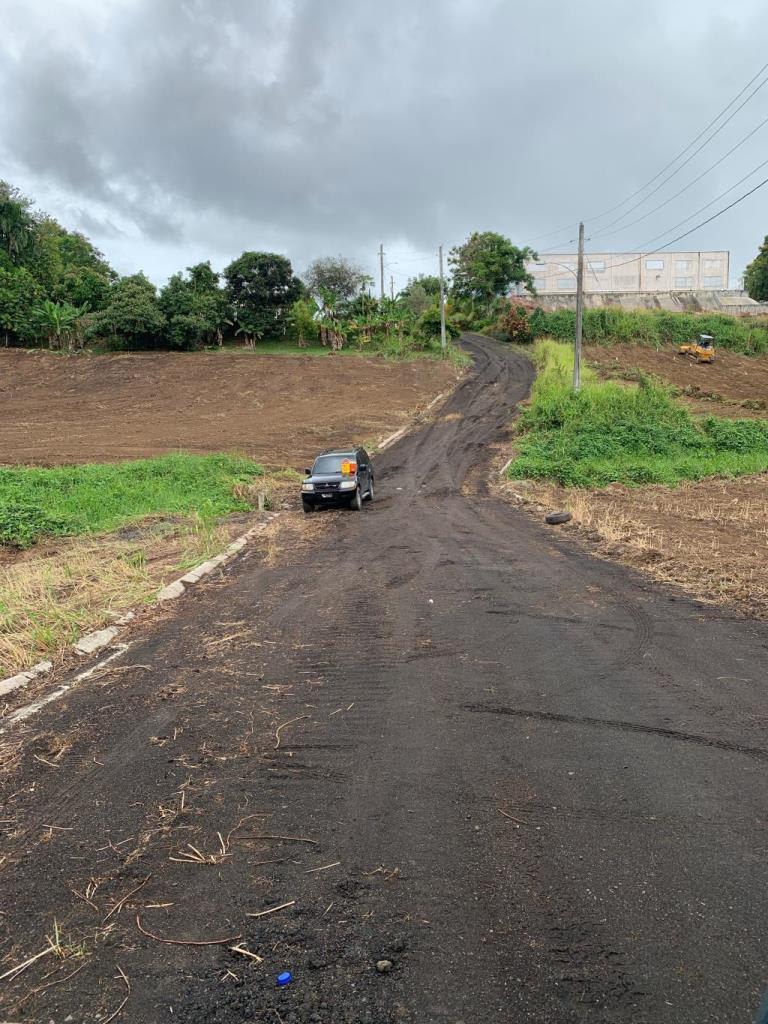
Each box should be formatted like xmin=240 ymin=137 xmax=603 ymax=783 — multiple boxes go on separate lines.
xmin=322 ymin=492 xmax=332 ymax=498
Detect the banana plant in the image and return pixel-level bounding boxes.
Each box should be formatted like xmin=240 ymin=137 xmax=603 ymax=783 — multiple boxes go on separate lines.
xmin=32 ymin=299 xmax=89 ymax=351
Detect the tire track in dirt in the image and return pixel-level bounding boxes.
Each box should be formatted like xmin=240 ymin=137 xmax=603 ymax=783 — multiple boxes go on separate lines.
xmin=1 ymin=336 xmax=767 ymax=1024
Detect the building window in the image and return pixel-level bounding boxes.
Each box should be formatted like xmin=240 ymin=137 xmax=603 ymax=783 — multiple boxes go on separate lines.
xmin=534 ymin=263 xmax=548 ymax=270
xmin=703 ymin=276 xmax=723 ymax=288
xmin=704 ymin=259 xmax=722 ymax=271
xmin=589 ymin=260 xmax=606 ymax=273
xmin=675 ymin=260 xmax=693 ymax=271
xmin=558 ymin=261 xmax=576 ymax=271
xmin=533 ymin=277 xmax=547 ymax=291
xmin=646 ymin=259 xmax=664 ymax=270
xmin=674 ymin=277 xmax=694 ymax=288
xmin=556 ymin=278 xmax=573 ymax=290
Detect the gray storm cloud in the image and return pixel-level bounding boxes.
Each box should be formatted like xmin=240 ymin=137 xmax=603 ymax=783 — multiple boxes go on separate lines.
xmin=1 ymin=0 xmax=767 ymax=284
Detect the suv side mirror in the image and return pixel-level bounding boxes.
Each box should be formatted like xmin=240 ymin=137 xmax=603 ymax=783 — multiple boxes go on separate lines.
xmin=304 ymin=468 xmax=312 ymax=476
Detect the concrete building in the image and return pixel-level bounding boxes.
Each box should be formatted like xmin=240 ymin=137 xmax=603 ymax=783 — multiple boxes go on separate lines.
xmin=526 ymin=251 xmax=730 ymax=293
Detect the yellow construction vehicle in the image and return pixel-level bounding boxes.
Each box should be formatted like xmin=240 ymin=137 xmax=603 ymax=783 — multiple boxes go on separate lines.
xmin=678 ymin=333 xmax=715 ymax=364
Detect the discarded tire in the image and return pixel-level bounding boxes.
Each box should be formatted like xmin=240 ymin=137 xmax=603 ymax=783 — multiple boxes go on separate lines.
xmin=545 ymin=511 xmax=572 ymax=525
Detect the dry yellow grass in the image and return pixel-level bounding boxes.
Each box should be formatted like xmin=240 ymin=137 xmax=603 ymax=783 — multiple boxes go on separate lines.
xmin=502 ymin=475 xmax=768 ymax=618
xmin=0 ymin=517 xmax=235 ymax=677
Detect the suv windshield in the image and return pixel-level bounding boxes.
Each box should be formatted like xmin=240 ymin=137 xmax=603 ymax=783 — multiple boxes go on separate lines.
xmin=313 ymin=455 xmax=355 ymax=475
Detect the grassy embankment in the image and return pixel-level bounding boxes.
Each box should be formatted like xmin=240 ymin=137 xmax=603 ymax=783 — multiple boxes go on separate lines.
xmin=529 ymin=307 xmax=768 ymax=355
xmin=0 ymin=454 xmax=272 ymax=676
xmin=508 ymin=340 xmax=768 ymax=487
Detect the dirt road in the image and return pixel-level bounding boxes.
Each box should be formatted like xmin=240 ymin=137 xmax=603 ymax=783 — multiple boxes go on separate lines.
xmin=1 ymin=336 xmax=766 ymax=1023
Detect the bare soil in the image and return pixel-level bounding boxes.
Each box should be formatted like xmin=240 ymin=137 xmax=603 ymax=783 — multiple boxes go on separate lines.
xmin=586 ymin=343 xmax=768 ymax=416
xmin=1 ymin=339 xmax=766 ymax=1023
xmin=503 ymin=475 xmax=768 ymax=619
xmin=0 ymin=350 xmax=458 ymax=468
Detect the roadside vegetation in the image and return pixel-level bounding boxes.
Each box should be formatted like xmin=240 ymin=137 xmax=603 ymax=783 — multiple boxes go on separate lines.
xmin=0 ymin=516 xmax=254 ymax=677
xmin=509 ymin=340 xmax=768 ymax=487
xmin=0 ymin=181 xmax=470 ymax=362
xmin=0 ymin=456 xmax=299 ymax=675
xmin=492 ymin=301 xmax=768 ymax=355
xmin=0 ymin=453 xmax=264 ymax=548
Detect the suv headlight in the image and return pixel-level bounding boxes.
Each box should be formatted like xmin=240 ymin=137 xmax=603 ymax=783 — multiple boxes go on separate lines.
xmin=301 ymin=482 xmax=314 ymax=492
xmin=339 ymin=479 xmax=356 ymax=490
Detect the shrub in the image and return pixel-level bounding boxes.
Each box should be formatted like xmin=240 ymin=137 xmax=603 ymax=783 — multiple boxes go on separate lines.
xmin=497 ymin=304 xmax=533 ymax=344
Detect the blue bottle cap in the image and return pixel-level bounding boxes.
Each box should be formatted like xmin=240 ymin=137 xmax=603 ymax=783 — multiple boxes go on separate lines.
xmin=277 ymin=971 xmax=292 ymax=987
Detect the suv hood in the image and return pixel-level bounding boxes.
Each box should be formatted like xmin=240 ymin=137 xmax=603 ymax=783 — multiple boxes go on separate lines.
xmin=309 ymin=472 xmax=345 ymax=483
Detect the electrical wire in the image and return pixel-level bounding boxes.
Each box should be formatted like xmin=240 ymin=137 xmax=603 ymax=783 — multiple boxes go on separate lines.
xmin=523 ymin=58 xmax=768 ymax=246
xmin=588 ymin=111 xmax=768 ymax=243
xmin=585 ymin=59 xmax=768 ymax=227
xmin=630 ymin=154 xmax=768 ymax=252
xmin=607 ymin=173 xmax=768 ymax=272
xmin=591 ymin=99 xmax=768 ymax=238
xmin=538 ymin=236 xmax=580 ymax=254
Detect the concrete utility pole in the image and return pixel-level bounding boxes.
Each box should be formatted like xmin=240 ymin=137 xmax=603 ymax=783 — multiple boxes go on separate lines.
xmin=438 ymin=244 xmax=447 ymax=353
xmin=379 ymin=244 xmax=385 ymax=301
xmin=390 ymin=275 xmax=394 ymax=301
xmin=573 ymin=221 xmax=585 ymax=392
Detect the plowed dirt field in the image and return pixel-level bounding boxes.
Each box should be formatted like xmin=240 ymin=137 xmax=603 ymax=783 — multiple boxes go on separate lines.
xmin=586 ymin=342 xmax=768 ymax=414
xmin=0 ymin=349 xmax=458 ymax=468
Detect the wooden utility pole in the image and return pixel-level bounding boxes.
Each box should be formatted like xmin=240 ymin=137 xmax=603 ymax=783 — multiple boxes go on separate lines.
xmin=438 ymin=244 xmax=447 ymax=353
xmin=379 ymin=244 xmax=385 ymax=300
xmin=573 ymin=221 xmax=585 ymax=392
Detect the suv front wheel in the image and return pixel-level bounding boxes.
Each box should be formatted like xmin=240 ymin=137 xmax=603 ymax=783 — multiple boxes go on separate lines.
xmin=350 ymin=488 xmax=363 ymax=511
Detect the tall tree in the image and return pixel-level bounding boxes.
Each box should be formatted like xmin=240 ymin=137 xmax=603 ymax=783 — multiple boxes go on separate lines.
xmin=0 ymin=181 xmax=38 ymax=266
xmin=449 ymin=232 xmax=536 ymax=306
xmin=89 ymin=273 xmax=166 ymax=349
xmin=402 ymin=274 xmax=442 ymax=298
xmin=48 ymin=224 xmax=115 ymax=310
xmin=745 ymin=236 xmax=768 ymax=302
xmin=0 ymin=266 xmax=41 ymax=345
xmin=159 ymin=261 xmax=227 ymax=348
xmin=223 ymin=251 xmax=302 ymax=342
xmin=304 ymin=256 xmax=371 ymax=307
xmin=400 ymin=275 xmax=443 ymax=316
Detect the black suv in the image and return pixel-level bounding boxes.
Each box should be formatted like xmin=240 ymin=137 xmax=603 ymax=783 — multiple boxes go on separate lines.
xmin=301 ymin=447 xmax=374 ymax=513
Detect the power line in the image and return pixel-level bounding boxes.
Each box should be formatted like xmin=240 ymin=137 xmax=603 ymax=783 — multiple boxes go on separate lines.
xmin=607 ymin=173 xmax=768 ymax=272
xmin=591 ymin=91 xmax=768 ymax=238
xmin=525 ymin=222 xmax=581 ymax=245
xmin=538 ymin=236 xmax=580 ymax=254
xmin=585 ymin=59 xmax=768 ymax=228
xmin=630 ymin=154 xmax=768 ymax=252
xmin=523 ymin=58 xmax=768 ymax=246
xmin=588 ymin=110 xmax=768 ymax=243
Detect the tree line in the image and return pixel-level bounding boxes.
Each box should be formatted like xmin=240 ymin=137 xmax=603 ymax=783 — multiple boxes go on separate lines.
xmin=0 ymin=180 xmax=536 ymax=354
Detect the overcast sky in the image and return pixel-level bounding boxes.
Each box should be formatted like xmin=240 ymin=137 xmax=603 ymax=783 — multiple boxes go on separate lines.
xmin=2 ymin=0 xmax=767 ymax=288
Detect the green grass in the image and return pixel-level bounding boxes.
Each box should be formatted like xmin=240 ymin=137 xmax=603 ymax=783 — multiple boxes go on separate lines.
xmin=202 ymin=338 xmax=470 ymax=365
xmin=528 ymin=307 xmax=768 ymax=356
xmin=0 ymin=452 xmax=264 ymax=548
xmin=508 ymin=340 xmax=768 ymax=487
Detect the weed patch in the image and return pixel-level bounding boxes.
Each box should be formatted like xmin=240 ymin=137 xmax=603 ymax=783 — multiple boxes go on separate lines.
xmin=509 ymin=341 xmax=768 ymax=487
xmin=522 ymin=307 xmax=768 ymax=356
xmin=0 ymin=453 xmax=264 ymax=548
